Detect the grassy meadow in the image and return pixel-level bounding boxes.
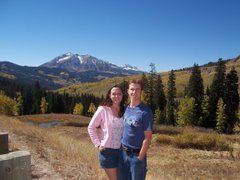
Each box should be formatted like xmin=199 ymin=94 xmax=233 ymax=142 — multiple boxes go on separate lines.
xmin=0 ymin=114 xmax=240 ymax=179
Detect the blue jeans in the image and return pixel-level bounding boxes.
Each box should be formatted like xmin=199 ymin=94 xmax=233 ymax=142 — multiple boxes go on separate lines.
xmin=118 ymin=147 xmax=147 ymax=180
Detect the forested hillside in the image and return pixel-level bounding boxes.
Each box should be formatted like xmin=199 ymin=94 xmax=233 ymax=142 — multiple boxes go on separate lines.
xmin=1 ymin=57 xmax=240 ymax=134
xmin=58 ymin=56 xmax=240 ymax=97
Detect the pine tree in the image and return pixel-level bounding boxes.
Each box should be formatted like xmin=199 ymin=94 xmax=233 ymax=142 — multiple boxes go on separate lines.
xmin=155 ymin=74 xmax=166 ymax=111
xmin=223 ymin=67 xmax=239 ymax=133
xmin=187 ymin=63 xmax=204 ymax=125
xmin=119 ymin=78 xmax=128 ymax=92
xmin=153 ymin=74 xmax=166 ymax=123
xmin=141 ymin=73 xmax=148 ymax=104
xmin=233 ymin=105 xmax=240 ymax=134
xmin=45 ymin=92 xmax=52 ymax=113
xmin=208 ymin=59 xmax=226 ymax=128
xmin=141 ymin=73 xmax=148 ymax=91
xmin=119 ymin=79 xmax=128 ymax=103
xmin=166 ymin=70 xmax=176 ymax=125
xmin=32 ymin=81 xmax=42 ymax=114
xmin=145 ymin=63 xmax=157 ymax=111
xmin=22 ymin=88 xmax=33 ymax=114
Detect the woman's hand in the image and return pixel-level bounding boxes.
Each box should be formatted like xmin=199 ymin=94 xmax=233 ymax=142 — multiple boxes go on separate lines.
xmin=98 ymin=145 xmax=104 ymax=151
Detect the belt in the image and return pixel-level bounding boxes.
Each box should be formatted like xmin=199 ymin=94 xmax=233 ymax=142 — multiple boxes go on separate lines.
xmin=122 ymin=146 xmax=141 ymax=153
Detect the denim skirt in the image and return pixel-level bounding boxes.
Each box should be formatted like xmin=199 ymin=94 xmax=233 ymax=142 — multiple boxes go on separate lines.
xmin=99 ymin=148 xmax=120 ymax=168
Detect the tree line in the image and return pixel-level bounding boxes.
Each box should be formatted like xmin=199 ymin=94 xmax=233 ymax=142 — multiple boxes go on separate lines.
xmin=141 ymin=59 xmax=239 ymax=134
xmin=0 ymin=78 xmax=103 ymax=117
xmin=0 ymin=58 xmax=239 ymax=134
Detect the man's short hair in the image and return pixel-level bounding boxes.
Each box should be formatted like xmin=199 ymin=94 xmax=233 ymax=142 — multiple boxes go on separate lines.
xmin=129 ymin=79 xmax=143 ymax=89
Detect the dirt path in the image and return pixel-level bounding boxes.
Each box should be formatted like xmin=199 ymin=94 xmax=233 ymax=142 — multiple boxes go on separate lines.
xmin=7 ymin=128 xmax=97 ymax=180
xmin=10 ymin=133 xmax=67 ymax=180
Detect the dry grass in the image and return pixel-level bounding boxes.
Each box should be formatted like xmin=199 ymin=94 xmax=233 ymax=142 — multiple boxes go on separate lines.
xmin=1 ymin=114 xmax=240 ymax=179
xmin=0 ymin=115 xmax=104 ymax=179
xmin=149 ymin=125 xmax=240 ymax=180
xmin=17 ymin=113 xmax=90 ymax=126
xmin=147 ymin=145 xmax=240 ymax=180
xmin=153 ymin=126 xmax=232 ymax=151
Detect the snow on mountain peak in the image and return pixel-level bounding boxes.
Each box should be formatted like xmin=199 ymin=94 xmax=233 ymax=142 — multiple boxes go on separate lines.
xmin=122 ymin=64 xmax=140 ymax=71
xmin=57 ymin=53 xmax=73 ymax=63
xmin=77 ymin=55 xmax=83 ymax=64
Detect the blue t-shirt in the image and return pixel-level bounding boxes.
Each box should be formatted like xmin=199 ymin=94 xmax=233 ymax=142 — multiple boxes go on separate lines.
xmin=121 ymin=103 xmax=153 ymax=149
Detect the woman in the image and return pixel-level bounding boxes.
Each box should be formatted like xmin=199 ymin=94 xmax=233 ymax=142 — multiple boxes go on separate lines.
xmin=88 ymin=84 xmax=125 ymax=180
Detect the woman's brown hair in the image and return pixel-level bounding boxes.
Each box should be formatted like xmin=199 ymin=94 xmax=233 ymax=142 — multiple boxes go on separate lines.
xmin=100 ymin=84 xmax=126 ymax=117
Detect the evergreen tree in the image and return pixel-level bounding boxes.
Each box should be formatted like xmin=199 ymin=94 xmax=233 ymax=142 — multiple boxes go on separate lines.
xmin=233 ymin=105 xmax=240 ymax=134
xmin=119 ymin=79 xmax=128 ymax=103
xmin=166 ymin=70 xmax=176 ymax=125
xmin=62 ymin=92 xmax=70 ymax=113
xmin=154 ymin=74 xmax=166 ymax=123
xmin=69 ymin=97 xmax=76 ymax=114
xmin=223 ymin=67 xmax=239 ymax=133
xmin=32 ymin=81 xmax=42 ymax=114
xmin=145 ymin=63 xmax=157 ymax=111
xmin=22 ymin=88 xmax=33 ymax=114
xmin=54 ymin=93 xmax=65 ymax=113
xmin=187 ymin=63 xmax=204 ymax=125
xmin=155 ymin=74 xmax=166 ymax=111
xmin=46 ymin=92 xmax=54 ymax=113
xmin=141 ymin=73 xmax=148 ymax=91
xmin=141 ymin=73 xmax=148 ymax=104
xmin=208 ymin=59 xmax=226 ymax=128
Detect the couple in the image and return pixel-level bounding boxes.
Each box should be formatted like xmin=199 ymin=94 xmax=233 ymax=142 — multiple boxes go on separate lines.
xmin=88 ymin=79 xmax=153 ymax=180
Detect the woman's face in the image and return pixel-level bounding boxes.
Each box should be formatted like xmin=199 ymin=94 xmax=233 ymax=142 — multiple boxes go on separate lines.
xmin=110 ymin=87 xmax=123 ymax=105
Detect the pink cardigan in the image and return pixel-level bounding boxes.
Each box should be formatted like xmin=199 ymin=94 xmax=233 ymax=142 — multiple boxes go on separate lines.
xmin=88 ymin=106 xmax=115 ymax=148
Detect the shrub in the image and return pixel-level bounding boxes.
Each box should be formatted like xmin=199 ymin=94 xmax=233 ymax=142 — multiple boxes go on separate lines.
xmin=152 ymin=134 xmax=172 ymax=145
xmin=0 ymin=90 xmax=19 ymax=116
xmin=153 ymin=124 xmax=181 ymax=135
xmin=172 ymin=128 xmax=230 ymax=151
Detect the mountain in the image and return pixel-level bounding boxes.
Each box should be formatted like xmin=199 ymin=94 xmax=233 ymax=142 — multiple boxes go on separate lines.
xmin=0 ymin=53 xmax=143 ymax=89
xmin=40 ymin=53 xmax=143 ymax=74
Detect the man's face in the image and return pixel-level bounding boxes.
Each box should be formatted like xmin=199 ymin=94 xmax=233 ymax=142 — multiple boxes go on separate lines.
xmin=128 ymin=83 xmax=142 ymax=101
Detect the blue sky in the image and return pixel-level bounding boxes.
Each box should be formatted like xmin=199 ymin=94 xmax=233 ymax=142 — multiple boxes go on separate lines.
xmin=0 ymin=0 xmax=240 ymax=72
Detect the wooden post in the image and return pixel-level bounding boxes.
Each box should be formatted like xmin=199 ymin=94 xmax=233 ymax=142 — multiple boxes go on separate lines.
xmin=0 ymin=131 xmax=8 ymax=155
xmin=0 ymin=151 xmax=31 ymax=180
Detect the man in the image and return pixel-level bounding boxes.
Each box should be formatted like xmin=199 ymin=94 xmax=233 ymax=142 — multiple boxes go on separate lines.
xmin=119 ymin=79 xmax=153 ymax=180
